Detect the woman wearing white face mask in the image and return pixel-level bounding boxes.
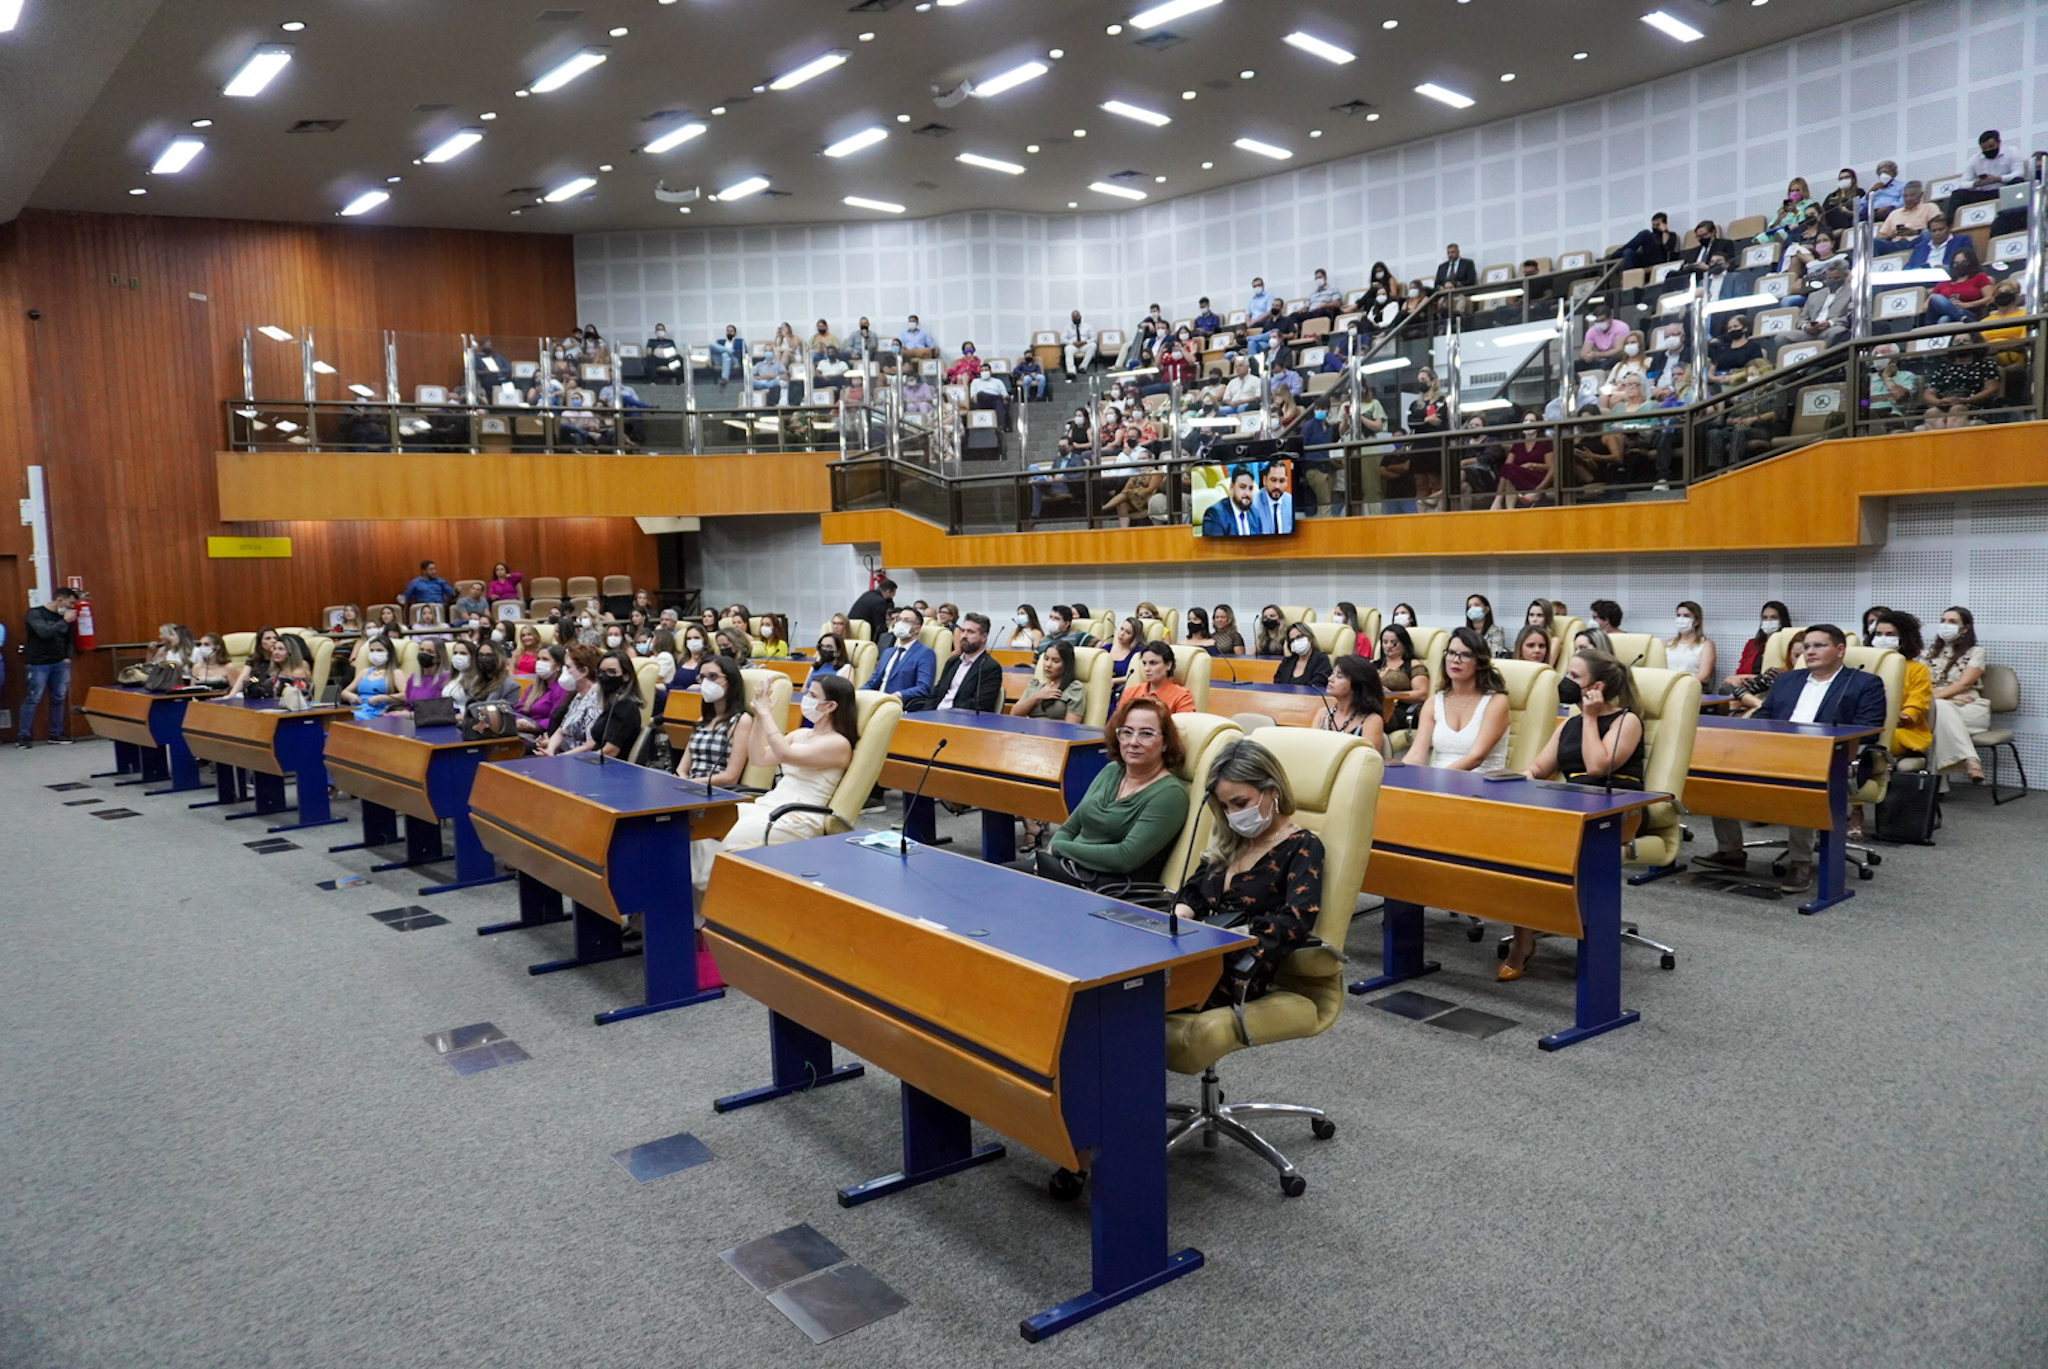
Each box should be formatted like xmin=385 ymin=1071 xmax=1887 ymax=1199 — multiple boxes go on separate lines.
xmin=1922 ymin=605 xmax=1988 ymax=781
xmin=1005 ymin=604 xmax=1044 ymax=650
xmin=516 ymin=645 xmax=569 ymax=739
xmin=1723 ymin=599 xmax=1792 ymax=700
xmin=674 ymin=628 xmax=711 ymax=689
xmin=188 ymin=633 xmax=232 ymax=686
xmin=694 ymin=674 xmax=859 ymax=892
xmin=676 ymin=655 xmax=753 ymax=788
xmin=1464 ymin=595 xmax=1506 ymax=655
xmin=1169 ymin=738 xmax=1324 ymax=1011
xmin=1272 ymin=622 xmax=1332 ymax=688
xmin=343 ymin=634 xmax=407 ymax=720
xmin=1664 ymin=599 xmax=1716 ymax=686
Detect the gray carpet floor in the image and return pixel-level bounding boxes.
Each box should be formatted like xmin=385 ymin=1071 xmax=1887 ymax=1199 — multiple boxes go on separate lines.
xmin=2 ymin=740 xmax=2044 ymax=1369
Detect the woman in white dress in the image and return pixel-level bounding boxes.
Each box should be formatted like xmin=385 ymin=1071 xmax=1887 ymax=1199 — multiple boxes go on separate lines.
xmin=693 ymin=673 xmax=858 ymax=892
xmin=1404 ymin=626 xmax=1511 ymax=772
xmin=1664 ymin=598 xmax=1716 ymax=687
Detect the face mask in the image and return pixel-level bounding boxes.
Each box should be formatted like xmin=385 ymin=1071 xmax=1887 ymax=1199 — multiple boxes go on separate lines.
xmin=893 ymin=622 xmax=915 ymax=640
xmin=699 ymin=680 xmax=726 ymax=704
xmin=579 ymin=617 xmax=592 ymax=629
xmin=1556 ymin=678 xmax=1584 ymax=706
xmin=817 ymin=646 xmax=837 ymax=663
xmin=1787 ymin=189 xmax=1803 ymax=202
xmin=686 ymin=637 xmax=704 ymax=653
xmin=1870 ymin=634 xmax=1899 ymax=651
xmin=606 ymin=634 xmax=623 ymax=648
xmin=449 ymin=651 xmax=471 ymax=670
xmin=598 ymin=671 xmax=626 ymax=693
xmin=633 ymin=641 xmax=651 ymax=656
xmin=798 ymin=695 xmax=825 ymax=723
xmin=1760 ymin=619 xmax=1780 ymax=634
xmin=1623 ymin=342 xmax=1640 ymax=357
xmin=1663 ymin=334 xmax=1682 ymax=353
xmin=1466 ymin=606 xmax=1487 ymax=623
xmin=1393 ymin=613 xmax=1412 ymax=627
xmin=194 ymin=645 xmax=214 ymax=661
xmin=477 ymin=656 xmax=499 ymax=675
xmin=419 ymin=656 xmax=440 ymax=674
xmin=1226 ymin=801 xmax=1272 ymax=838
xmin=1838 ymin=176 xmax=1853 ymax=188
xmin=1936 ymin=622 xmax=1961 ymax=641
xmin=368 ymin=651 xmax=389 ymax=667
xmin=535 ymin=660 xmax=556 ymax=679
xmin=491 ymin=629 xmax=506 ymax=642
xmin=1290 ymin=637 xmax=1311 ymax=657
xmin=1675 ymin=616 xmax=1695 ymax=633
xmin=1873 ymin=172 xmax=1891 ymax=186
xmin=1263 ymin=616 xmax=1280 ymax=626
xmin=1014 ymin=612 xmax=1030 ymax=626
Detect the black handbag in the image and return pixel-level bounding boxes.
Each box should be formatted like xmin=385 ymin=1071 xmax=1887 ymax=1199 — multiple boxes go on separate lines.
xmin=411 ymin=696 xmax=459 ymax=728
xmin=1873 ymin=768 xmax=1941 ymax=845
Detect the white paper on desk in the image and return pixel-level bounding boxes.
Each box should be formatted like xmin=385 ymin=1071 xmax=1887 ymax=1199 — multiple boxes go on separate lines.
xmin=852 ymin=830 xmax=918 ymax=854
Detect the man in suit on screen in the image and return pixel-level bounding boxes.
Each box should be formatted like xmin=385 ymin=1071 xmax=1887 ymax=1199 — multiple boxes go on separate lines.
xmin=1200 ymin=465 xmax=1270 ymax=537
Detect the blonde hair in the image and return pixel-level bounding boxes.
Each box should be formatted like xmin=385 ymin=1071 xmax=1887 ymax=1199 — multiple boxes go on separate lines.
xmin=1199 ymin=738 xmax=1296 ymax=868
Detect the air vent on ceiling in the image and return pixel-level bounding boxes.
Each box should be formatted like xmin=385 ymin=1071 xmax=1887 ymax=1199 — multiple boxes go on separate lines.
xmin=910 ymin=122 xmax=955 ymax=138
xmin=847 ymin=0 xmax=904 ymax=10
xmin=1330 ymin=99 xmax=1377 ymax=116
xmin=912 ymin=180 xmax=940 ymax=190
xmin=1106 ymin=169 xmax=1147 ymax=181
xmin=759 ymin=188 xmax=793 ymax=199
xmin=503 ymin=186 xmax=542 ymax=197
xmin=1134 ymin=30 xmax=1186 ymax=50
xmin=413 ymin=103 xmax=452 ymax=113
xmin=536 ymin=9 xmax=583 ymax=20
xmin=287 ymin=119 xmax=345 ymax=133
xmin=641 ymin=108 xmax=686 ymax=122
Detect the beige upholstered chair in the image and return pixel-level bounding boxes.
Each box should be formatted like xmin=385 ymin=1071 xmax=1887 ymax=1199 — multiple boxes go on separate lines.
xmin=1495 ymin=659 xmax=1561 ymax=773
xmin=1603 ymin=632 xmax=1669 ymax=669
xmin=758 ymin=691 xmax=903 ymax=840
xmin=1305 ymin=621 xmax=1355 ymax=658
xmin=1169 ymin=644 xmax=1213 ymax=712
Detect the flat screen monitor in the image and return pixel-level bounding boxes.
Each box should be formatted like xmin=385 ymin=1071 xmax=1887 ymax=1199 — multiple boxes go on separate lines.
xmin=1191 ymin=457 xmax=1297 ymax=539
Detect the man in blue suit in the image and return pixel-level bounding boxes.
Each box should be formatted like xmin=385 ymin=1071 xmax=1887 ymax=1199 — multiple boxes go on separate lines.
xmin=863 ymin=605 xmax=937 ymax=708
xmin=1255 ymin=460 xmax=1295 ymax=533
xmin=1694 ymin=623 xmax=1887 ymax=893
xmin=1200 ymin=465 xmax=1268 ymax=537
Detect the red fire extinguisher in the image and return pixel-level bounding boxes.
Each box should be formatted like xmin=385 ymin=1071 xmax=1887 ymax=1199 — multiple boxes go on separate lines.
xmin=66 ymin=576 xmax=95 ymax=650
xmin=866 ymin=557 xmax=887 ymax=592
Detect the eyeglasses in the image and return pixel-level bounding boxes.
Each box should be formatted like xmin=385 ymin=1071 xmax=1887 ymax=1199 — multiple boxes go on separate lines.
xmin=1445 ymin=649 xmax=1477 ymax=662
xmin=1115 ymin=727 xmax=1162 ymax=743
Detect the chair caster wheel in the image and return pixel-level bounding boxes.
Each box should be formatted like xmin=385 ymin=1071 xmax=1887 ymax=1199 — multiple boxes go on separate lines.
xmin=1465 ymin=924 xmax=1484 ymax=942
xmin=1660 ymin=953 xmax=1676 ymax=970
xmin=1311 ymin=1117 xmax=1336 ymax=1140
xmin=1280 ymin=1174 xmax=1307 ymax=1197
xmin=1858 ymin=865 xmax=1875 ymax=880
xmin=1495 ymin=941 xmax=1509 ymax=959
xmin=1866 ymin=852 xmax=1883 ymax=867
xmin=1048 ymin=1168 xmax=1086 ymax=1201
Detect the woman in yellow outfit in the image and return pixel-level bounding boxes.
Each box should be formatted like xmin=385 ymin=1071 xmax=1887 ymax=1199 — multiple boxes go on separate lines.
xmin=1851 ymin=610 xmax=1933 ymax=840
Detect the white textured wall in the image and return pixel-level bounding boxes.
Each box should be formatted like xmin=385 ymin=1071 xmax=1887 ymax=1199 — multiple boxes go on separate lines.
xmin=579 ymin=0 xmax=2048 ymax=355
xmin=698 ymin=491 xmax=2048 ymax=783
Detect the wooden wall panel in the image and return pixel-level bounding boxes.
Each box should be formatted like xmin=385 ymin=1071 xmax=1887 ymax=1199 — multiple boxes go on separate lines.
xmin=1 ymin=210 xmax=656 ymax=680
xmin=821 ymin=422 xmax=2048 ymax=569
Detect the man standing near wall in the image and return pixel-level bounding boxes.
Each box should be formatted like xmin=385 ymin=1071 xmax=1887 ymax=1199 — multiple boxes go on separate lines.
xmin=19 ymin=586 xmax=79 ymax=747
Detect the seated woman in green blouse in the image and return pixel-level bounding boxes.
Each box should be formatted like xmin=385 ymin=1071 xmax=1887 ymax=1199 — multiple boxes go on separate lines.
xmin=1171 ymin=738 xmax=1325 ymax=1012
xmin=1037 ymin=695 xmax=1189 ymax=889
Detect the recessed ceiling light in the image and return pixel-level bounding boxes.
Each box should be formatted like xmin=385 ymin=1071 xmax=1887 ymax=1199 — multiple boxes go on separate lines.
xmin=1200 ymin=160 xmax=1213 ymax=168
xmin=1154 ymin=174 xmax=1166 ymax=182
xmin=1101 ymin=100 xmax=1171 ymax=127
xmin=190 ymin=118 xmax=213 ymax=128
xmin=258 ymin=326 xmax=294 ymax=341
xmin=1239 ymin=69 xmax=1254 ymax=79
xmin=128 ymin=187 xmax=147 ymax=195
xmin=1572 ymin=51 xmax=1588 ymax=59
xmin=609 ymin=26 xmax=628 ymax=36
xmin=895 ymin=113 xmax=911 ymax=122
xmin=770 ymin=50 xmax=849 ymax=90
xmin=386 ymin=175 xmax=401 ymax=183
xmin=1283 ymin=32 xmax=1355 ymax=64
xmin=1089 ymin=180 xmax=1147 ymax=200
xmin=1500 ymin=72 xmax=1515 ymax=81
xmin=956 ymin=152 xmax=1025 ymax=174
xmin=1750 ymin=0 xmax=1768 ymax=6
xmin=411 ymin=159 xmax=421 ymax=165
xmin=677 ymin=206 xmax=690 ymax=213
xmin=1415 ymin=82 xmax=1475 ymax=109
xmin=1068 ymin=201 xmax=1078 ymax=208
xmin=1234 ymin=137 xmax=1291 ymax=159
xmin=1181 ymin=90 xmax=1197 ymax=100
xmin=1366 ymin=112 xmax=1380 ymax=120
xmin=914 ymin=2 xmax=929 ymax=9
xmin=1382 ymin=19 xmax=1398 ymax=28
xmin=1105 ymin=23 xmax=1122 ymax=35
xmin=973 ymin=60 xmax=1050 ymax=97
xmin=543 ymin=175 xmax=598 ymax=202
xmin=1129 ymin=0 xmax=1221 ymax=30
xmin=1641 ymin=10 xmax=1704 ymax=41
xmin=339 ymin=190 xmax=389 ymax=217
xmin=598 ymin=163 xmax=613 ymax=172
xmin=0 ymin=0 xmax=24 ymax=32
xmin=859 ymin=31 xmax=875 ymax=40
xmin=1309 ymin=129 xmax=1323 ymax=138
xmin=515 ymin=89 xmax=530 ymax=97
xmin=280 ymin=20 xmax=305 ymax=32
xmin=1026 ymin=144 xmax=1040 ymax=153
xmin=844 ymin=195 xmax=906 ymax=213
xmin=1072 ymin=128 xmax=1087 ymax=137
xmin=715 ymin=175 xmax=770 ymax=200
xmin=642 ymin=121 xmax=706 ymax=153
xmin=223 ymin=46 xmax=293 ymax=98
xmin=752 ymin=84 xmax=767 ymax=93
xmin=824 ymin=126 xmax=889 ymax=157
xmin=712 ymin=106 xmax=727 ymax=115
xmin=151 ymin=138 xmax=205 ymax=174
xmin=422 ymin=128 xmax=484 ymax=163
xmin=531 ymin=48 xmax=608 ymax=93
xmin=479 ymin=111 xmax=497 ymax=120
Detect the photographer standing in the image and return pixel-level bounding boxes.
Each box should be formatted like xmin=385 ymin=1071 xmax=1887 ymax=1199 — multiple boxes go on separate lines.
xmin=19 ymin=586 xmax=79 ymax=747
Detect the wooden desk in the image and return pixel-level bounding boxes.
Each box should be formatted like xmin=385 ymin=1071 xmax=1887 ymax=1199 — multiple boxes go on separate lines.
xmin=991 ymin=647 xmax=1036 ymax=669
xmin=703 ymin=836 xmax=1250 ymax=1341
xmin=470 ymin=755 xmax=744 ymax=1025
xmin=180 ymin=697 xmax=350 ymax=831
xmin=1350 ymin=765 xmax=1663 ymax=1051
xmin=1206 ymin=680 xmax=1328 ymax=728
xmin=81 ymin=686 xmax=202 ymax=794
xmin=753 ymin=656 xmax=811 ymax=686
xmin=325 ymin=718 xmax=525 ymax=895
xmin=1683 ymin=716 xmax=1879 ymax=915
xmin=1210 ymin=654 xmax=1283 ymax=684
xmin=880 ymin=709 xmax=1109 ymax=862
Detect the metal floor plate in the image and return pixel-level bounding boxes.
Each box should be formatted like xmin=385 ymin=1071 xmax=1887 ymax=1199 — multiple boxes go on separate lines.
xmin=612 ymin=1131 xmax=714 ymax=1183
xmin=425 ymin=1022 xmax=508 ymax=1055
xmin=766 ymin=1263 xmax=908 ymax=1344
xmin=383 ymin=912 xmax=448 ymax=931
xmin=721 ymin=1224 xmax=849 ymax=1294
xmin=444 ymin=1040 xmax=529 ymax=1075
xmin=47 ymin=782 xmax=89 ymax=792
xmin=1681 ymin=871 xmax=1786 ymax=901
xmin=1426 ymin=1006 xmax=1521 ymax=1039
xmin=93 ymin=808 xmax=141 ymax=820
xmin=372 ymin=905 xmax=434 ymax=923
xmin=63 ymin=798 xmax=103 ymax=807
xmin=1374 ymin=990 xmax=1458 ymax=1021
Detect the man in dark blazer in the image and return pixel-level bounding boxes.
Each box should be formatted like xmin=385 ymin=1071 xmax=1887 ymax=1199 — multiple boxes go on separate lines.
xmin=1675 ymin=219 xmax=1739 ymax=277
xmin=1695 ymin=623 xmax=1888 ymax=892
xmin=912 ymin=613 xmax=1002 ymax=713
xmin=848 ymin=577 xmax=897 ymax=644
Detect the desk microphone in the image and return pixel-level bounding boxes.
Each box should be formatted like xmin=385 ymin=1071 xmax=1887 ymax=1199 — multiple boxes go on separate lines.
xmin=1160 ymin=806 xmax=1208 ymax=939
xmin=895 ymin=737 xmax=948 ymax=859
xmin=1216 ymin=653 xmax=1240 ymax=684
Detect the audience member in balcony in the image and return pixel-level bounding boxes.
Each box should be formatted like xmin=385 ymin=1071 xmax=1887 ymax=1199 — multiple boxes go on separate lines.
xmin=576 ymin=325 xmax=608 ymax=364
xmin=1926 ymin=253 xmax=1994 ymax=324
xmin=763 ymin=323 xmax=794 ymax=369
xmin=1796 ymin=261 xmax=1856 ymax=345
xmin=834 ymin=318 xmax=873 ymax=358
xmin=1491 ymin=414 xmax=1556 ymax=510
xmin=1062 ymin=405 xmax=1092 ymax=451
xmin=803 ymin=319 xmax=839 ymax=362
xmin=1676 ymin=221 xmax=1736 ymax=277
xmin=1863 ymin=161 xmax=1904 ymax=219
xmin=1361 ymin=282 xmax=1402 ymax=339
xmin=1276 ymin=269 xmax=1343 ymax=339
xmin=1867 ymin=350 xmax=1918 ymax=425
xmin=902 ymin=372 xmax=936 ymax=417
xmin=1012 ymin=353 xmax=1048 ymax=401
xmin=1193 ymin=297 xmax=1221 ymax=335
xmin=1905 ymin=214 xmax=1968 ymax=272
xmin=1874 ymin=181 xmax=1936 ymax=253
xmin=1967 ymin=128 xmax=2019 ymax=189
xmin=1781 ymin=230 xmax=1845 ymax=285
xmin=1102 ymin=459 xmax=1164 ymax=528
xmin=1220 ymin=357 xmax=1262 ymax=414
xmin=1616 ymin=213 xmax=1680 ymax=271
xmin=1981 ymin=282 xmax=2030 ymax=367
xmin=470 ymin=337 xmax=514 ymax=397
xmin=1407 ymin=368 xmax=1450 ymax=439
xmin=1756 ymin=177 xmax=1820 ymax=243
xmin=1697 ymin=254 xmax=1742 ymax=313
xmin=1433 ymin=243 xmax=1478 ymax=313
xmin=1295 ymin=404 xmax=1336 ymax=515
xmin=969 ymin=363 xmax=1010 ymax=427
xmin=814 ymin=346 xmax=851 ymax=391
xmin=641 ymin=324 xmax=683 ymax=385
xmin=1245 ymin=276 xmax=1282 ymax=339
xmin=1701 ymin=360 xmax=1777 ymax=467
xmin=560 ymin=389 xmax=607 ymax=445
xmin=450 ymin=581 xmax=489 ymax=623
xmin=1579 ymin=305 xmax=1631 ymax=369
xmin=483 ymin=563 xmax=521 ymax=605
xmin=899 ymin=315 xmax=938 ymax=361
xmin=1707 ymin=316 xmax=1767 ymax=388
xmin=707 ymin=324 xmax=745 ymax=388
xmin=402 ymin=561 xmax=458 ymax=609
xmin=946 ymin=344 xmax=982 ymax=386
xmin=1919 ymin=339 xmax=2002 ymax=428
xmin=1820 ymin=168 xmax=1863 ymax=232
xmin=523 ymin=369 xmax=565 ymax=408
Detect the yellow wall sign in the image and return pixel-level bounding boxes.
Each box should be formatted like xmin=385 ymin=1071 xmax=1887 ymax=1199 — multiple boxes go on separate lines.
xmin=207 ymin=536 xmax=293 ymax=559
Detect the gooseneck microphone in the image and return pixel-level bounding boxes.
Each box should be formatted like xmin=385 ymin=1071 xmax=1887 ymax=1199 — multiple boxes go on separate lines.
xmin=895 ymin=737 xmax=949 ymax=859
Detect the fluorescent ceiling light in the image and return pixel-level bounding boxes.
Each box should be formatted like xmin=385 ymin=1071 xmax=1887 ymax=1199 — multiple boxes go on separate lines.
xmin=770 ymin=50 xmax=849 ymax=90
xmin=972 ymin=60 xmax=1049 ymax=97
xmin=531 ymin=48 xmax=608 ymax=93
xmin=1089 ymin=181 xmax=1147 ymax=200
xmin=843 ymin=196 xmax=906 ymax=213
xmin=223 ymin=46 xmax=293 ymax=97
xmin=1705 ymin=292 xmax=1778 ymax=314
xmin=1640 ymin=10 xmax=1704 ymax=41
xmin=543 ymin=176 xmax=597 ymax=202
xmin=643 ymin=121 xmax=707 ymax=153
xmin=311 ymin=360 xmax=336 ymax=374
xmin=715 ymin=175 xmax=770 ymax=201
xmin=151 ymin=138 xmax=205 ymax=174
xmin=1415 ymin=83 xmax=1474 ymax=109
xmin=339 ymin=190 xmax=389 ymax=216
xmin=1282 ymin=32 xmax=1355 ymax=64
xmin=1233 ymin=137 xmax=1292 ymax=160
xmin=1100 ymin=100 xmax=1171 ymax=127
xmin=1360 ymin=356 xmax=1411 ymax=374
xmin=1129 ymin=0 xmax=1222 ymax=30
xmin=956 ymin=152 xmax=1025 ymax=175
xmin=347 ymin=384 xmax=379 ymax=399
xmin=257 ymin=325 xmax=294 ymax=342
xmin=823 ymin=126 xmax=889 ymax=158
xmin=273 ymin=420 xmax=300 ymax=433
xmin=421 ymin=129 xmax=484 ymax=164
xmin=1490 ymin=327 xmax=1562 ymax=345
xmin=0 ymin=0 xmax=24 ymax=33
